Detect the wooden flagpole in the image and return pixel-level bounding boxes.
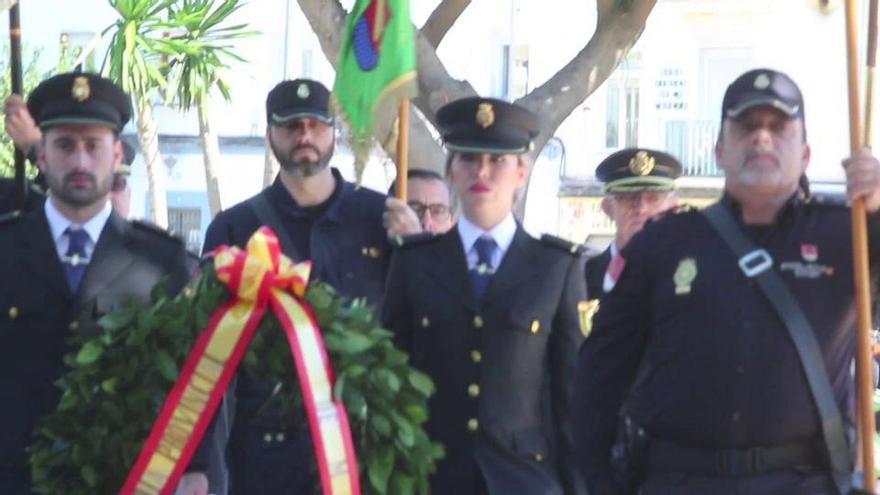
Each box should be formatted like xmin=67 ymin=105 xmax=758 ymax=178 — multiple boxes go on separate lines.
xmin=395 ymin=101 xmax=409 ymax=201
xmin=845 ymin=0 xmax=876 ymax=488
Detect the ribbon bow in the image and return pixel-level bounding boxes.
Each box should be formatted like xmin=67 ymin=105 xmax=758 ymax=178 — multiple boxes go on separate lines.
xmin=122 ymin=227 xmax=360 ymax=495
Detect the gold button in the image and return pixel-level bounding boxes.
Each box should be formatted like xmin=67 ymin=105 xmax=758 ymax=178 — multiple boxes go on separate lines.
xmin=263 ymin=433 xmax=273 ymax=443
xmin=535 ymin=453 xmax=544 ymax=462
xmin=421 ymin=316 xmax=430 ymax=328
xmin=275 ymin=432 xmax=285 ymax=442
xmin=473 ymin=316 xmax=484 ymax=329
xmin=368 ymin=247 xmax=381 ymax=258
xmin=470 ymin=350 xmax=482 ymax=363
xmin=467 ymin=418 xmax=479 ymax=432
xmin=468 ymin=384 xmax=480 ymax=397
xmin=530 ymin=319 xmax=540 ymax=333
xmin=8 ymin=306 xmax=18 ymax=319
xmin=68 ymin=320 xmax=79 ymax=331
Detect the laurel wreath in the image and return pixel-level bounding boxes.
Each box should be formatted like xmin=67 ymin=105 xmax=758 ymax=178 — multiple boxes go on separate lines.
xmin=30 ymin=265 xmax=443 ymax=494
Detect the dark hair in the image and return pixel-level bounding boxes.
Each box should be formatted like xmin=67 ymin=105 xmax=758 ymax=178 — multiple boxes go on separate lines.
xmin=387 ymin=169 xmax=446 ymax=196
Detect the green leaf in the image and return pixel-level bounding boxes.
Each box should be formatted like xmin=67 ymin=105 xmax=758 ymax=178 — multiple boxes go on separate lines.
xmin=156 ymin=350 xmax=178 ymax=381
xmin=367 ymin=446 xmax=395 ymax=493
xmin=80 ymin=464 xmax=97 ymax=487
xmin=407 ymin=371 xmax=435 ymax=397
xmin=75 ymin=341 xmax=104 ymax=366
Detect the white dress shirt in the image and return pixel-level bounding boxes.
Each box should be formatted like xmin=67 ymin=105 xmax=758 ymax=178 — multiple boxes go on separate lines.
xmin=457 ymin=213 xmax=518 ymax=271
xmin=44 ymin=198 xmax=112 ymax=261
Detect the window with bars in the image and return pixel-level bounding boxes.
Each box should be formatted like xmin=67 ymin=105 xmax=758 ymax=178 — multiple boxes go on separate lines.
xmin=167 ymin=207 xmax=202 ymax=253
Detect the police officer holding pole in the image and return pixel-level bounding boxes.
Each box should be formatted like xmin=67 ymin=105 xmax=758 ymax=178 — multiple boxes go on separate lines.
xmin=574 ymin=68 xmax=880 ymax=495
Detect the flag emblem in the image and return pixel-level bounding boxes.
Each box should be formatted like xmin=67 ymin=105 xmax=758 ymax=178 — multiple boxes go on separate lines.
xmin=352 ymin=0 xmax=391 ymax=71
xmin=801 ymin=243 xmax=818 ymax=262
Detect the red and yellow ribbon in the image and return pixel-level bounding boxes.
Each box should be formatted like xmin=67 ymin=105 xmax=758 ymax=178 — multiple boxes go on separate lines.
xmin=121 ymin=227 xmax=361 ymax=495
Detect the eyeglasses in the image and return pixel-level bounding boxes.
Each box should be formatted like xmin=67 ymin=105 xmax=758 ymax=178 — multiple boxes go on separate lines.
xmin=408 ymin=201 xmax=451 ymax=221
xmin=611 ymin=191 xmax=671 ymax=208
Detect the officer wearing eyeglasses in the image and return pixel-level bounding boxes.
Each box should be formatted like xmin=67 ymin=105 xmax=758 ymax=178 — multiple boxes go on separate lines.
xmin=584 ymin=148 xmax=681 ymax=297
xmin=387 ymin=169 xmax=456 ymax=234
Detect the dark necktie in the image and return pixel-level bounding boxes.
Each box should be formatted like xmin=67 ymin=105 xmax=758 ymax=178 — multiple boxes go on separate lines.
xmin=469 ymin=236 xmax=497 ymax=300
xmin=63 ymin=227 xmax=90 ymax=292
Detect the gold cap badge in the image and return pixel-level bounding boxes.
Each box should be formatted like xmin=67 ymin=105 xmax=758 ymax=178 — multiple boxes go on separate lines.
xmin=475 ymin=102 xmax=495 ymax=128
xmin=628 ymin=151 xmax=655 ymax=176
xmin=72 ymin=76 xmax=90 ymax=102
xmin=754 ymin=73 xmax=771 ymax=90
xmin=297 ymin=83 xmax=310 ymax=99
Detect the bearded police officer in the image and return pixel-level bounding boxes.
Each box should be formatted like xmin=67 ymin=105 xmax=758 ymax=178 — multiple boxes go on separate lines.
xmin=0 ymin=73 xmax=194 ymax=494
xmin=383 ymin=97 xmax=589 ymax=494
xmin=574 ymin=68 xmax=880 ymax=494
xmin=585 ymin=148 xmax=681 ymax=298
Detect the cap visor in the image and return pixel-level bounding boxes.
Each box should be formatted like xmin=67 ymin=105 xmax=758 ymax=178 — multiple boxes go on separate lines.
xmin=38 ymin=116 xmax=120 ymax=131
xmin=444 ymin=140 xmax=530 ymax=155
xmin=604 ymin=177 xmax=677 ymax=193
xmin=270 ymin=110 xmax=333 ymax=125
xmin=726 ymin=97 xmax=800 ymax=119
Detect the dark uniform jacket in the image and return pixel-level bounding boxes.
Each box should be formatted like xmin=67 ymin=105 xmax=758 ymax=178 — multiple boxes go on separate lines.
xmin=585 ymin=247 xmax=611 ymax=299
xmin=383 ymin=225 xmax=588 ymax=495
xmin=0 ymin=178 xmax=46 ymax=215
xmin=0 ymin=206 xmax=192 ymax=494
xmin=574 ymin=194 xmax=880 ymax=494
xmin=200 ymin=168 xmax=389 ymax=495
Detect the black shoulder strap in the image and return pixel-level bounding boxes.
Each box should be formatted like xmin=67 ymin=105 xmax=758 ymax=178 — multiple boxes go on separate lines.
xmin=702 ymin=202 xmax=852 ymax=494
xmin=247 ymin=191 xmax=300 ymax=262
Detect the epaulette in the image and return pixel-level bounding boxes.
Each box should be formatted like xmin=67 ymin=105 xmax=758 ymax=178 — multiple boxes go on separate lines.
xmin=130 ymin=219 xmax=185 ymax=245
xmin=540 ymin=234 xmax=585 ymax=256
xmin=0 ymin=210 xmax=24 ymax=224
xmin=392 ymin=231 xmax=439 ymax=248
xmin=807 ymin=193 xmax=848 ymax=208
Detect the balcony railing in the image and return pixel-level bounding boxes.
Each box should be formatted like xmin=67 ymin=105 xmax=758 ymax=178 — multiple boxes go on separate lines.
xmin=665 ymin=120 xmax=722 ymax=176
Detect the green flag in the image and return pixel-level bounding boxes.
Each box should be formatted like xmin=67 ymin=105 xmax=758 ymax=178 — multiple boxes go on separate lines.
xmin=333 ymin=0 xmax=417 ymax=182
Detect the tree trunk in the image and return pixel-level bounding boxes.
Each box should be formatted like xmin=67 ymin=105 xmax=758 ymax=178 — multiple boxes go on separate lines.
xmin=135 ymin=100 xmax=169 ymax=228
xmin=197 ymin=93 xmax=223 ymax=217
xmin=263 ymin=142 xmax=279 ymax=188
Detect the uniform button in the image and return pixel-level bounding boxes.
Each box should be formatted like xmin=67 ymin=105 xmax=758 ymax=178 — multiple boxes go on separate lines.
xmin=470 ymin=350 xmax=482 ymax=363
xmin=275 ymin=432 xmax=285 ymax=442
xmin=8 ymin=306 xmax=18 ymax=319
xmin=473 ymin=316 xmax=484 ymax=329
xmin=467 ymin=418 xmax=479 ymax=432
xmin=361 ymin=247 xmax=369 ymax=256
xmin=421 ymin=316 xmax=430 ymax=328
xmin=68 ymin=320 xmax=79 ymax=332
xmin=467 ymin=384 xmax=480 ymax=397
xmin=263 ymin=433 xmax=273 ymax=443
xmin=736 ymin=365 xmax=745 ymax=374
xmin=535 ymin=453 xmax=544 ymax=462
xmin=530 ymin=319 xmax=540 ymax=333
xmin=732 ymin=412 xmax=741 ymax=422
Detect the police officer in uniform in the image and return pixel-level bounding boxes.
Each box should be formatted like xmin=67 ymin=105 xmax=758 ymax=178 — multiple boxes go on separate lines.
xmin=199 ymin=79 xmax=390 ymax=495
xmin=383 ymin=97 xmax=589 ymax=494
xmin=585 ymin=148 xmax=681 ymax=298
xmin=0 ymin=73 xmax=194 ymax=494
xmin=574 ymin=68 xmax=880 ymax=494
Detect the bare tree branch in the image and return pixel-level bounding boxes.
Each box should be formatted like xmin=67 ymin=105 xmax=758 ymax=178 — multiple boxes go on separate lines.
xmin=421 ymin=0 xmax=472 ymax=48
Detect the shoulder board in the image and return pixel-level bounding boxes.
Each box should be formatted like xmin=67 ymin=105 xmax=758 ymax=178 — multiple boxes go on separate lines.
xmin=807 ymin=193 xmax=848 ymax=208
xmin=540 ymin=234 xmax=585 ymax=256
xmin=393 ymin=231 xmax=438 ymax=248
xmin=130 ymin=219 xmax=184 ymax=245
xmin=0 ymin=210 xmax=24 ymax=225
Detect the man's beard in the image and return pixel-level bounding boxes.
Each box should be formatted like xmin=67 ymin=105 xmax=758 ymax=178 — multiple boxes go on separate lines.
xmin=273 ymin=140 xmax=334 ymax=178
xmin=48 ymin=170 xmax=112 ymax=208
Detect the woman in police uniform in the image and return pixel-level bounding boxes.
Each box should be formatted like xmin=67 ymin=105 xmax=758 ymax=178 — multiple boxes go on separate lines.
xmin=382 ymin=97 xmax=588 ymax=495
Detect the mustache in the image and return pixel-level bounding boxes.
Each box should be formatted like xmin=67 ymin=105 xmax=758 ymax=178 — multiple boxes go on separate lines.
xmin=63 ymin=171 xmax=96 ymax=184
xmin=293 ymin=144 xmax=321 ymax=155
xmin=745 ymin=148 xmax=780 ymax=163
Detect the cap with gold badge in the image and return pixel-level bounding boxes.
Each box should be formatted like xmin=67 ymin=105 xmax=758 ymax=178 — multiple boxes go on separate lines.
xmin=27 ymin=72 xmax=131 ymax=132
xmin=596 ymin=148 xmax=682 ymax=193
xmin=436 ymin=97 xmax=539 ymax=154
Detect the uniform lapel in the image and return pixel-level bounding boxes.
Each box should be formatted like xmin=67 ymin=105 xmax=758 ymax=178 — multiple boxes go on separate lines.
xmin=425 ymin=228 xmax=479 ymax=312
xmin=75 ymin=212 xmax=136 ymax=310
xmin=17 ymin=207 xmax=71 ymax=300
xmin=482 ymin=226 xmax=538 ymax=306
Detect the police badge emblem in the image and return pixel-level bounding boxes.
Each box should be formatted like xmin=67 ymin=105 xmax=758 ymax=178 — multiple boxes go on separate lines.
xmin=297 ymin=82 xmax=310 ymax=99
xmin=754 ymin=73 xmax=771 ymax=90
xmin=475 ymin=102 xmax=495 ymax=128
xmin=673 ymin=257 xmax=697 ymax=295
xmin=578 ymin=299 xmax=600 ymax=337
xmin=801 ymin=244 xmax=818 ymax=262
xmin=72 ymin=76 xmax=91 ymax=102
xmin=628 ymin=151 xmax=655 ymax=176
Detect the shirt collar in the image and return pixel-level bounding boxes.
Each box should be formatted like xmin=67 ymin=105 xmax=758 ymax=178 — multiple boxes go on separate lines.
xmin=44 ymin=197 xmax=113 ymax=245
xmin=457 ymin=213 xmax=518 ymax=254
